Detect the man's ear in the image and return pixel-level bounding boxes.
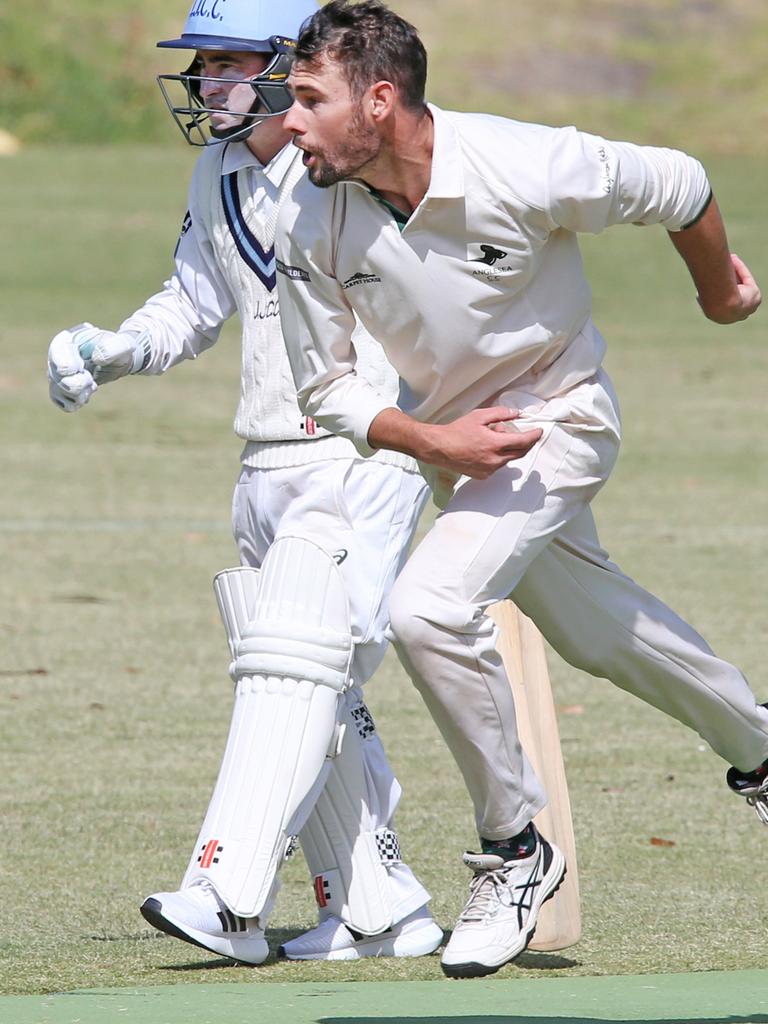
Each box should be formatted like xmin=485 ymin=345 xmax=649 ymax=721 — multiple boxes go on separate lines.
xmin=368 ymin=80 xmax=397 ymax=121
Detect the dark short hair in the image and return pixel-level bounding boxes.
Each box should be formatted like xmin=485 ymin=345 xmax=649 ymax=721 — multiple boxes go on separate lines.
xmin=295 ymin=0 xmax=427 ymax=110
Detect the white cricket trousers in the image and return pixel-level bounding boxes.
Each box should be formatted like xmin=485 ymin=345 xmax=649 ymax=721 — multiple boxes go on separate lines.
xmin=232 ymin=455 xmax=431 ymax=922
xmin=388 ymin=370 xmax=768 ymax=841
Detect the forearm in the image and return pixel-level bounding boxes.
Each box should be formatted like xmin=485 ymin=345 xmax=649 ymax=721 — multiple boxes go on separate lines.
xmin=367 ymin=407 xmax=436 ymax=461
xmin=668 ymin=196 xmax=759 ymax=323
xmin=368 ymin=406 xmax=544 ymax=479
xmin=119 ymin=277 xmax=225 ymax=374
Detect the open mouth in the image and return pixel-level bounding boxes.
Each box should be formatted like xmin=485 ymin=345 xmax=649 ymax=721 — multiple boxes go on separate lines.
xmin=293 ymin=140 xmax=315 ymax=165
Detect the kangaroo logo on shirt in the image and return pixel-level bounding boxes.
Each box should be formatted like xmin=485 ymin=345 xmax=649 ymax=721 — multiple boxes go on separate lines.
xmin=472 ymin=244 xmax=508 ymax=266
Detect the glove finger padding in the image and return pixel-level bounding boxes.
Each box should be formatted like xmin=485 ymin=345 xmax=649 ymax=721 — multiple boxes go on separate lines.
xmin=48 ymin=328 xmax=89 ymax=380
xmin=48 ymin=327 xmax=98 ymax=411
xmin=47 ymin=322 xmax=141 ymax=410
xmin=49 ymin=371 xmax=98 ymax=411
xmin=86 ymin=332 xmax=140 ymax=384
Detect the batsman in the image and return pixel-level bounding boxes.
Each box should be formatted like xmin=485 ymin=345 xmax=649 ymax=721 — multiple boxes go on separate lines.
xmin=46 ymin=0 xmax=443 ymax=965
xmin=275 ymin=0 xmax=764 ymax=979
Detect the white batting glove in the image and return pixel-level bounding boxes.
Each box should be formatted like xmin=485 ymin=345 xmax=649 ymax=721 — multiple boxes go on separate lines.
xmin=47 ymin=323 xmax=144 ymax=412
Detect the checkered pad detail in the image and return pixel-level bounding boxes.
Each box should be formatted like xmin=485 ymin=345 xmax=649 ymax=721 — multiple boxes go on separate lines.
xmin=375 ymin=828 xmax=402 ymax=864
xmin=351 ymin=701 xmax=376 ymax=740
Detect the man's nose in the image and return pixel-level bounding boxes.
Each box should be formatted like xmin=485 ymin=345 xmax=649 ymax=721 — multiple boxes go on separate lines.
xmin=199 ymin=75 xmax=222 ymax=100
xmin=282 ymin=102 xmax=302 ymax=135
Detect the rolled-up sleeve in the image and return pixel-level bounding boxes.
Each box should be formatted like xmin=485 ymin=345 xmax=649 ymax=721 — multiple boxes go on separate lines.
xmin=546 ymin=127 xmax=711 ymax=234
xmin=275 ymin=182 xmax=396 ymax=457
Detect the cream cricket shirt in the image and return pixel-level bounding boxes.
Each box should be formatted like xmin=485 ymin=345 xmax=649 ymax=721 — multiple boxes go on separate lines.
xmin=276 ymin=105 xmax=711 ymax=455
xmin=119 ymin=140 xmax=408 ymax=469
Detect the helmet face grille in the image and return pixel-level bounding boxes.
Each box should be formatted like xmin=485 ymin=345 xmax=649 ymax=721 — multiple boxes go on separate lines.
xmin=156 ymin=50 xmax=293 ymax=147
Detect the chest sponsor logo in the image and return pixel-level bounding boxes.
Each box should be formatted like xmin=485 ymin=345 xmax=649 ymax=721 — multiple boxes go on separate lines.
xmin=470 ymin=243 xmax=518 ymax=279
xmin=276 ymin=259 xmax=311 ymax=282
xmin=472 ymin=244 xmax=508 ymax=266
xmin=342 ymin=271 xmax=382 ymax=289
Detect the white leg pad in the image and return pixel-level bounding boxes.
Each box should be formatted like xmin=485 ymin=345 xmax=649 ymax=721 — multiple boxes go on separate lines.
xmin=213 ymin=566 xmax=260 ymax=663
xmin=299 ymin=694 xmax=402 ymax=936
xmin=183 ymin=536 xmax=353 ymax=919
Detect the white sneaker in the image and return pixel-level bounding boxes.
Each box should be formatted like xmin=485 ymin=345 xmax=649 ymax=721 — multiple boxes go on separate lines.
xmin=726 ymin=759 xmax=768 ymax=824
xmin=278 ymin=906 xmax=443 ymax=961
xmin=140 ymin=880 xmax=269 ymax=965
xmin=441 ymin=832 xmax=566 ymax=978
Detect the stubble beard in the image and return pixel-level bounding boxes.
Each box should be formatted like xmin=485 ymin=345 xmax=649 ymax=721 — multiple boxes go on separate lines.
xmin=307 ymin=107 xmax=381 ymax=188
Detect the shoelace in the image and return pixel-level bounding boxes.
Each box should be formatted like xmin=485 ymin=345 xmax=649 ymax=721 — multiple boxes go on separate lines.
xmin=460 ymin=867 xmax=518 ymax=922
xmin=747 ymin=786 xmax=768 ymax=825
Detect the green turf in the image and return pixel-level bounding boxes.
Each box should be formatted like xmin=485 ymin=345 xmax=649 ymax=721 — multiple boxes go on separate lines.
xmin=5 ymin=971 xmax=768 ymax=1024
xmin=1 ymin=144 xmax=766 ymax=997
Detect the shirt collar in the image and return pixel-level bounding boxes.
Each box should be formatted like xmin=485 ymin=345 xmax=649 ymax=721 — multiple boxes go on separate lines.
xmin=220 ymin=139 xmax=299 ymax=188
xmin=343 ymin=104 xmax=465 ymax=207
xmin=424 ymin=104 xmax=465 ymax=199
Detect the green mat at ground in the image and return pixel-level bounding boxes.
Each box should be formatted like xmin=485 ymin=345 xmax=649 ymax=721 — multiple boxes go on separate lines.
xmin=4 ymin=971 xmax=768 ymax=1024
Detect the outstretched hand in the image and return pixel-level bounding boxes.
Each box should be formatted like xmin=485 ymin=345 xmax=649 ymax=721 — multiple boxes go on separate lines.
xmin=419 ymin=407 xmax=543 ymax=479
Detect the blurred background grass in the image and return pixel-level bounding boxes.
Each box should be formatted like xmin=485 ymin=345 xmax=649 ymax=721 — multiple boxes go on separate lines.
xmin=1 ymin=0 xmax=767 ymax=999
xmin=2 ymin=0 xmax=768 ymax=151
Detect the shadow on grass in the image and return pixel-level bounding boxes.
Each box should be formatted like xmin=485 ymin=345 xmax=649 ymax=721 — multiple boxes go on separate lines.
xmin=160 ymin=958 xmax=242 ymax=972
xmin=319 ymin=1018 xmax=768 ymax=1024
xmin=154 ymin=930 xmax=581 ymax=974
xmin=513 ymin=952 xmax=580 ymax=970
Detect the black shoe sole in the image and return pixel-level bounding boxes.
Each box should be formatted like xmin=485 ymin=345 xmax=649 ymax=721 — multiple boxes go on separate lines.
xmin=141 ymin=898 xmax=211 ymax=951
xmin=139 ymin=898 xmax=260 ymax=967
xmin=441 ymin=864 xmax=567 ymax=979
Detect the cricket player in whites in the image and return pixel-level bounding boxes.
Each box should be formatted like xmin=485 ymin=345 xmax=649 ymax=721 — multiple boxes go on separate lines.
xmin=46 ymin=0 xmax=442 ymax=965
xmin=276 ymin=0 xmax=764 ymax=979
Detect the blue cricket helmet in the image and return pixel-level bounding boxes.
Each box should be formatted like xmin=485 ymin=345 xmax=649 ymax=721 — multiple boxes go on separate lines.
xmin=157 ymin=0 xmax=319 ymax=146
xmin=157 ymin=0 xmax=319 ymax=52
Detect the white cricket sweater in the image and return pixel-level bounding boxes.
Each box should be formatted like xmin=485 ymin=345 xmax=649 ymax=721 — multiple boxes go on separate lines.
xmin=276 ymin=105 xmax=712 ymax=456
xmin=120 ymin=141 xmax=412 ymax=470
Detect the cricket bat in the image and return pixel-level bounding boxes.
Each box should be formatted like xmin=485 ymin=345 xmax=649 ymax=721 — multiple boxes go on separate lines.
xmin=488 ymin=600 xmax=581 ymax=951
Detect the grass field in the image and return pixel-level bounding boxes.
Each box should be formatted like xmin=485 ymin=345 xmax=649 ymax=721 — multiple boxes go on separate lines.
xmin=1 ymin=143 xmax=766 ymax=999
xmin=4 ymin=0 xmax=768 ymax=152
